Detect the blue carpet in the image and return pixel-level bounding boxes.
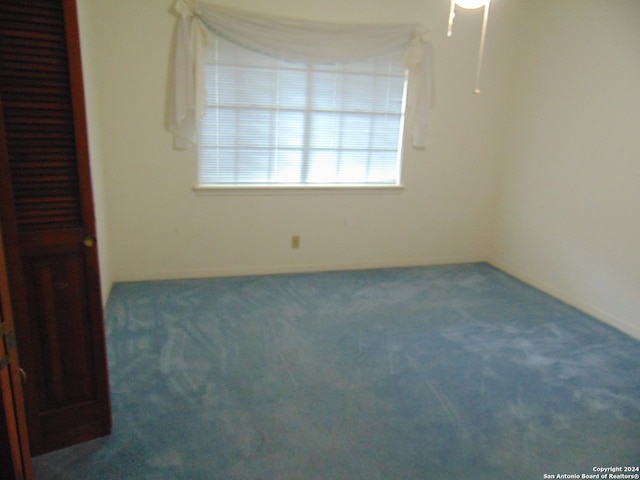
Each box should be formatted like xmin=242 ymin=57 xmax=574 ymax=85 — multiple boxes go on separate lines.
xmin=33 ymin=263 xmax=640 ymax=479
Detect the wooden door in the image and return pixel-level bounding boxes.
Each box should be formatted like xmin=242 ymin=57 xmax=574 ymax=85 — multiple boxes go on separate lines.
xmin=0 ymin=0 xmax=111 ymax=455
xmin=0 ymin=197 xmax=32 ymax=479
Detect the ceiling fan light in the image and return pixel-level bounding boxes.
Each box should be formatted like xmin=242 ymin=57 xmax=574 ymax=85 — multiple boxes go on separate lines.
xmin=447 ymin=0 xmax=493 ymax=93
xmin=455 ymin=0 xmax=490 ymax=9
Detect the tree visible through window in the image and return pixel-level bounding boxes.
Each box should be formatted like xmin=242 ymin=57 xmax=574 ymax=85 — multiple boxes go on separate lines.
xmin=198 ymin=36 xmax=408 ymax=187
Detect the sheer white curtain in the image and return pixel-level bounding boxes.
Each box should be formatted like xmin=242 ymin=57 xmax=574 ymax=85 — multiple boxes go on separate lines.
xmin=169 ymin=0 xmax=435 ymax=149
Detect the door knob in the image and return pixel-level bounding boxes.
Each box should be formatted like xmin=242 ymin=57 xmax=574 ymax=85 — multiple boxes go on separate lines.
xmin=83 ymin=235 xmax=97 ymax=248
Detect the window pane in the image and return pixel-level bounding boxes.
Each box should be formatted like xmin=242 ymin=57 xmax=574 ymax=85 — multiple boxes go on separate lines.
xmin=199 ymin=147 xmax=234 ymax=183
xmin=310 ymin=71 xmax=339 ymax=111
xmin=366 ymin=151 xmax=398 ymax=183
xmin=336 ymin=151 xmax=368 ymax=183
xmin=310 ymin=112 xmax=340 ymax=149
xmin=340 ymin=114 xmax=373 ymax=149
xmin=236 ymin=110 xmax=272 ymax=148
xmin=307 ymin=151 xmax=338 ymax=183
xmin=276 ymin=111 xmax=305 ymax=148
xmin=272 ymin=150 xmax=303 ymax=183
xmin=277 ymin=69 xmax=307 ymax=109
xmin=339 ymin=73 xmax=376 ymax=112
xmin=235 ymin=149 xmax=272 ymax=183
xmin=371 ymin=115 xmax=403 ymax=149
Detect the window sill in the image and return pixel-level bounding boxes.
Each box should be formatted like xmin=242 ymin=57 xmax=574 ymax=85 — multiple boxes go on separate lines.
xmin=193 ymin=184 xmax=405 ymax=196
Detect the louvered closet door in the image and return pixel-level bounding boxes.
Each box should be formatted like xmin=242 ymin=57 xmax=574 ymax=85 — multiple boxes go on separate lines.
xmin=0 ymin=0 xmax=111 ymax=454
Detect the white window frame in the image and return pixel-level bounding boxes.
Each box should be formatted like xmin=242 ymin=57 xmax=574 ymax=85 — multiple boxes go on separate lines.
xmin=194 ymin=38 xmax=409 ymax=194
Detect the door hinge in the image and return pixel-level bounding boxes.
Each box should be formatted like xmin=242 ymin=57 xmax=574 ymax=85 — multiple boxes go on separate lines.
xmin=0 ymin=323 xmax=16 ymax=350
xmin=4 ymin=329 xmax=16 ymax=351
xmin=0 ymin=324 xmax=16 ymax=371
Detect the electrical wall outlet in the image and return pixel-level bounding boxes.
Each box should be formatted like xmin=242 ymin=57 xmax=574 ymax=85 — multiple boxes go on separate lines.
xmin=291 ymin=235 xmax=300 ymax=249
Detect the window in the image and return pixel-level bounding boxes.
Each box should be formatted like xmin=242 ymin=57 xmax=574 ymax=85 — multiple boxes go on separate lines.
xmin=198 ymin=37 xmax=408 ymax=188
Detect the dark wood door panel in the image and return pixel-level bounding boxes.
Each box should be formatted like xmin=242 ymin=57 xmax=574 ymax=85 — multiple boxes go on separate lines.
xmin=39 ymin=397 xmax=110 ymax=453
xmin=24 ymin=251 xmax=97 ymax=410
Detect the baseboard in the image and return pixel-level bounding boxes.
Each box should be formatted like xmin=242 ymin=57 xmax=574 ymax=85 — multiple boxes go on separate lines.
xmin=490 ymin=259 xmax=640 ymax=341
xmin=113 ymin=255 xmax=484 ymax=284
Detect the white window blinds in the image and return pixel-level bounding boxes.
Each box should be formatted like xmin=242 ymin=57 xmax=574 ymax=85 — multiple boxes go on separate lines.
xmin=199 ymin=37 xmax=407 ymax=186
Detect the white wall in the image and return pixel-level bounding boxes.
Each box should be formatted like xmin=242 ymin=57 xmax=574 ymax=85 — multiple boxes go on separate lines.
xmin=79 ymin=0 xmax=516 ymax=283
xmin=77 ymin=0 xmax=112 ymax=305
xmin=492 ymin=0 xmax=640 ymax=338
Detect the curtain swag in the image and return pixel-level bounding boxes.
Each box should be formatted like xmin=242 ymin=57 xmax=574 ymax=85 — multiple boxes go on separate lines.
xmin=169 ymin=0 xmax=435 ymax=150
